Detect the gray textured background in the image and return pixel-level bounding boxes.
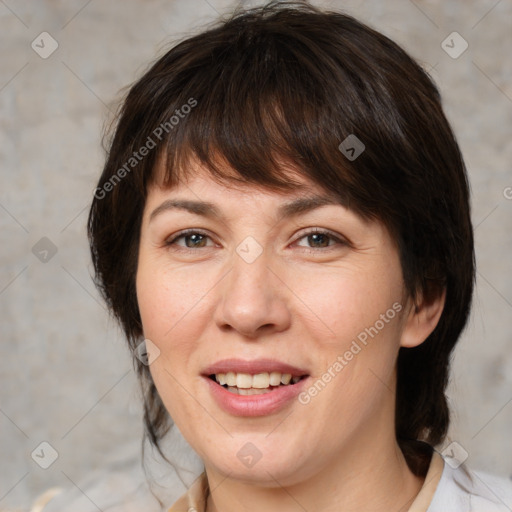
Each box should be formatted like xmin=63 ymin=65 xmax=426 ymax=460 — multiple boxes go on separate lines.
xmin=1 ymin=0 xmax=511 ymax=510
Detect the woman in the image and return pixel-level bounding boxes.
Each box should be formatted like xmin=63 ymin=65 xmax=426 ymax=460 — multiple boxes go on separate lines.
xmin=86 ymin=2 xmax=512 ymax=511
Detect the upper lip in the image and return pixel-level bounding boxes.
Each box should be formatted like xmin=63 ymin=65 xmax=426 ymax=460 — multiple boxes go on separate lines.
xmin=202 ymin=358 xmax=309 ymax=377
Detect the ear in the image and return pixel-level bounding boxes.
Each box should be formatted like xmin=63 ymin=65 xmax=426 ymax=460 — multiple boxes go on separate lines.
xmin=400 ymin=286 xmax=446 ymax=348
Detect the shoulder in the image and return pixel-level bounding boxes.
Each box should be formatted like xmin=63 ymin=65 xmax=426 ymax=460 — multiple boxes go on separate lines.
xmin=428 ymin=458 xmax=512 ymax=512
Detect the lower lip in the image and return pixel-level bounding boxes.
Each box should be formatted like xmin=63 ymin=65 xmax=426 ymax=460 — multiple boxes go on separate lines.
xmin=203 ymin=376 xmax=308 ymax=417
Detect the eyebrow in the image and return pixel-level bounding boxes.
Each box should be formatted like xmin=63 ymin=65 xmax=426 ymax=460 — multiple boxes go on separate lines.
xmin=148 ymin=194 xmax=341 ymax=223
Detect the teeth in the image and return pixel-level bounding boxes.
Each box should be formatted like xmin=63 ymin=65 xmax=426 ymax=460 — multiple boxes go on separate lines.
xmin=280 ymin=373 xmax=292 ymax=385
xmin=269 ymin=372 xmax=281 ymax=386
xmin=236 ymin=373 xmax=253 ymax=389
xmin=252 ymin=373 xmax=270 ymax=388
xmin=225 ymin=372 xmax=236 ymax=386
xmin=227 ymin=386 xmax=273 ymax=395
xmin=214 ymin=371 xmax=302 ymax=390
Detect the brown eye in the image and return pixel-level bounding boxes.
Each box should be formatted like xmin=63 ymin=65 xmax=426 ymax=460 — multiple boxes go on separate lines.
xmin=166 ymin=230 xmax=214 ymax=249
xmin=295 ymin=230 xmax=344 ymax=249
xmin=306 ymin=233 xmax=331 ymax=248
xmin=183 ymin=233 xmax=208 ymax=248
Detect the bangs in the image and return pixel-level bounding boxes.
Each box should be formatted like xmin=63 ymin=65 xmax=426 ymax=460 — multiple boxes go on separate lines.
xmin=161 ymin=100 xmax=313 ymax=193
xmin=117 ymin=0 xmax=442 ymax=227
xmin=143 ymin=15 xmax=362 ymax=207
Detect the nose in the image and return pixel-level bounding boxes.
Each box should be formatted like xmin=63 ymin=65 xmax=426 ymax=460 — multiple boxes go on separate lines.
xmin=214 ymin=251 xmax=292 ymax=339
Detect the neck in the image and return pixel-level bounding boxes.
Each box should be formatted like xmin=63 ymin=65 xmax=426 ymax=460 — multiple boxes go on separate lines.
xmin=204 ymin=425 xmax=425 ymax=512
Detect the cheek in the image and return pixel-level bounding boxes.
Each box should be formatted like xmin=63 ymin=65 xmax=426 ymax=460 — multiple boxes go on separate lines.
xmin=289 ymin=261 xmax=404 ymax=347
xmin=294 ymin=262 xmax=405 ymax=410
xmin=136 ymin=258 xmax=214 ymax=343
xmin=136 ymin=261 xmax=212 ymax=430
xmin=135 ymin=259 xmax=217 ymax=413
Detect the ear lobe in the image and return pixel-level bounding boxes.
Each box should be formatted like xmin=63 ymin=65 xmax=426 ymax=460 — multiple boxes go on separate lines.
xmin=400 ymin=286 xmax=446 ymax=348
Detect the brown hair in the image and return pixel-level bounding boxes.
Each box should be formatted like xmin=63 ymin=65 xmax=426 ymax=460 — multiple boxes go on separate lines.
xmin=88 ymin=1 xmax=475 ymax=474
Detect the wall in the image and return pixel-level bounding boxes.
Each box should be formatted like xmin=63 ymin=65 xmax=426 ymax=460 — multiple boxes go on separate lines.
xmin=1 ymin=0 xmax=511 ymax=510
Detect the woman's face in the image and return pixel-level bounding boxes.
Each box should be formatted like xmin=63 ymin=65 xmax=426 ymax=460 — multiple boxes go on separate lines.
xmin=136 ymin=160 xmax=418 ymax=485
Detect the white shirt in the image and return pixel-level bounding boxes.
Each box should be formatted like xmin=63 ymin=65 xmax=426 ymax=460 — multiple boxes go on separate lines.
xmin=426 ymin=454 xmax=512 ymax=511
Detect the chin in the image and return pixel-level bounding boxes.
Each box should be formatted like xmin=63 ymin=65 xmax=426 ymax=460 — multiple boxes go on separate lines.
xmin=202 ymin=438 xmax=315 ymax=486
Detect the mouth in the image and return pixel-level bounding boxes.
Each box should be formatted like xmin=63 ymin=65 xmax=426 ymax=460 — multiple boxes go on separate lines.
xmin=202 ymin=359 xmax=310 ymax=415
xmin=208 ymin=371 xmax=307 ymax=395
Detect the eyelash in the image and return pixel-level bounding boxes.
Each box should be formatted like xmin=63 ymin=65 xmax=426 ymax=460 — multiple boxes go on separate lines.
xmin=164 ymin=228 xmax=348 ymax=253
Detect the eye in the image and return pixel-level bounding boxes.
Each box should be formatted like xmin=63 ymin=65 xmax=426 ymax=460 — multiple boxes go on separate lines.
xmin=294 ymin=229 xmax=346 ymax=250
xmin=165 ymin=230 xmax=215 ymax=249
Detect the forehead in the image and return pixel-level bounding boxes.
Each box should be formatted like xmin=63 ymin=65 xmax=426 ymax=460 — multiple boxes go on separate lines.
xmin=142 ymin=160 xmax=391 ymax=248
xmin=143 ymin=152 xmax=388 ymax=238
xmin=142 ymin=154 xmax=398 ymax=255
xmin=146 ymin=154 xmax=334 ymax=205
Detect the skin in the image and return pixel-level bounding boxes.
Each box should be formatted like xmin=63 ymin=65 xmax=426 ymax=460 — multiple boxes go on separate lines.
xmin=136 ymin=158 xmax=445 ymax=512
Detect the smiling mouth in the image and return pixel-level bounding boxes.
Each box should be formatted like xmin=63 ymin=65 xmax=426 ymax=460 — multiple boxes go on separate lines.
xmin=209 ymin=372 xmax=308 ymax=395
